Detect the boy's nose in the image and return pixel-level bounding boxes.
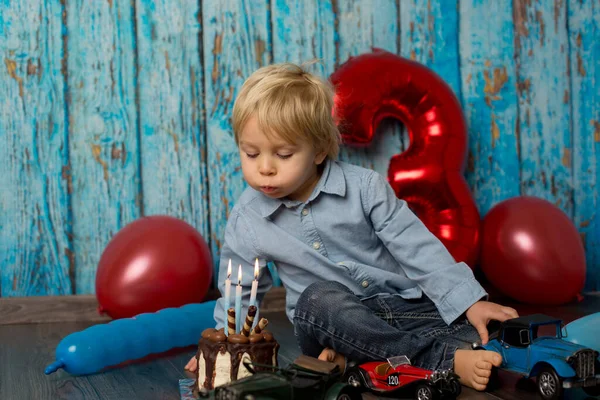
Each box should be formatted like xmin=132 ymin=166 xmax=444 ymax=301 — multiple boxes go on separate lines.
xmin=259 ymin=159 xmax=276 ymax=176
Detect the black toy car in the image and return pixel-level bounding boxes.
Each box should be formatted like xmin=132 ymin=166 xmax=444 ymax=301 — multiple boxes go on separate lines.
xmin=209 ymin=355 xmax=361 ymax=400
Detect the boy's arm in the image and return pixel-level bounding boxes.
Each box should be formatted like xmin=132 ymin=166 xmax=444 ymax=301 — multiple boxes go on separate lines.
xmin=365 ymin=171 xmax=486 ymax=325
xmin=213 ymin=210 xmax=273 ymax=330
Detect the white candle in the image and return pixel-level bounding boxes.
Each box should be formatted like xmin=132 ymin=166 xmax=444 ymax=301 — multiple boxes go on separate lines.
xmin=224 ymin=259 xmax=232 ymax=336
xmin=235 ymin=264 xmax=242 ymax=333
xmin=249 ymin=258 xmax=259 ymax=307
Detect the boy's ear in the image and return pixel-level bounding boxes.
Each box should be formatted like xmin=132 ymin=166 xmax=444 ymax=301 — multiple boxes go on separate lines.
xmin=315 ymin=151 xmax=327 ymax=165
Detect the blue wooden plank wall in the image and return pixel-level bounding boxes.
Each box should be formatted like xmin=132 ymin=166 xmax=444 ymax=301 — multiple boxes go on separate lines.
xmin=1 ymin=0 xmax=599 ymax=297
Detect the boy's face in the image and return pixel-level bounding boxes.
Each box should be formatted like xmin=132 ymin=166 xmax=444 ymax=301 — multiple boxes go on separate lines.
xmin=238 ymin=116 xmax=326 ymax=202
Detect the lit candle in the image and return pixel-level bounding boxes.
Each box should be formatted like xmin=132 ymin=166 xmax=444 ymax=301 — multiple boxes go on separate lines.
xmin=224 ymin=259 xmax=232 ymax=336
xmin=235 ymin=264 xmax=242 ymax=333
xmin=249 ymin=258 xmax=259 ymax=308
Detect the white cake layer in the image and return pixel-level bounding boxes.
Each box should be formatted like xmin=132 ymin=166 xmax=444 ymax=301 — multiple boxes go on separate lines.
xmin=213 ymin=351 xmax=231 ymax=388
xmin=197 ymin=344 xmax=277 ymax=391
xmin=197 ymin=351 xmax=205 ymax=393
xmin=197 ymin=350 xmax=233 ymax=391
xmin=237 ymin=352 xmax=252 ymax=380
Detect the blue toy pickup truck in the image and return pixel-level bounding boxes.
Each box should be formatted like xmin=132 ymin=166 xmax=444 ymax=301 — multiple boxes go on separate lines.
xmin=473 ymin=314 xmax=600 ymax=399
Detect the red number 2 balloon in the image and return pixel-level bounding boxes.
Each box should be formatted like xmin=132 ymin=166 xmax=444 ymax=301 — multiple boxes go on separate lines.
xmin=331 ymin=49 xmax=480 ymax=268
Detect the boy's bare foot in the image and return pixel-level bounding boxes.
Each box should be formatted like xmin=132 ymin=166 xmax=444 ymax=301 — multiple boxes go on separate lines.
xmin=184 ymin=355 xmax=198 ymax=372
xmin=454 ymin=349 xmax=502 ymax=391
xmin=318 ymin=347 xmax=346 ymax=373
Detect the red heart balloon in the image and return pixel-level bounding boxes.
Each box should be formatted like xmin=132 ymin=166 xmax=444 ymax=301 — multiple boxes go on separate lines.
xmin=96 ymin=215 xmax=213 ymax=319
xmin=331 ymin=49 xmax=480 ymax=268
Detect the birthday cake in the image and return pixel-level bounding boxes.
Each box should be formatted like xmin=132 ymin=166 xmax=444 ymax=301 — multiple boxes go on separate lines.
xmin=195 ymin=306 xmax=279 ymax=393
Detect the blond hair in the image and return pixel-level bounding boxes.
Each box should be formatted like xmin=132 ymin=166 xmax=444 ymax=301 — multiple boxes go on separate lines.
xmin=232 ymin=63 xmax=341 ymax=160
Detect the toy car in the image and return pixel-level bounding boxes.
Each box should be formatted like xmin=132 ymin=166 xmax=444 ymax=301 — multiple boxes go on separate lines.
xmin=473 ymin=314 xmax=600 ymax=399
xmin=343 ymin=355 xmax=461 ymax=399
xmin=207 ymin=355 xmax=361 ymax=400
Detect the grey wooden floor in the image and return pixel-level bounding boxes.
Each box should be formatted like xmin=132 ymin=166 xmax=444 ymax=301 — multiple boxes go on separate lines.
xmin=1 ymin=296 xmax=599 ymax=399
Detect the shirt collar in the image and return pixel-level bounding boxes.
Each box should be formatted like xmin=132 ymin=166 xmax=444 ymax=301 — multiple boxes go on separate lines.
xmin=257 ymin=159 xmax=346 ymax=218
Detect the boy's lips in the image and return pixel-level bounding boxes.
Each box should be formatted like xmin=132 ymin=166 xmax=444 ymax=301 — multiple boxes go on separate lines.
xmin=260 ymin=186 xmax=277 ymax=193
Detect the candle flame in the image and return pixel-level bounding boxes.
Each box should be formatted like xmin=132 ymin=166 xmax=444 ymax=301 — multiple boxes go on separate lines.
xmin=238 ymin=264 xmax=242 ymax=285
xmin=254 ymin=258 xmax=259 ymax=279
xmin=227 ymin=259 xmax=232 ymax=278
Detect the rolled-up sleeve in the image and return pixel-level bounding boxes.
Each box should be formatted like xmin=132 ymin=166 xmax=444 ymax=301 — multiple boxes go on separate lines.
xmin=213 ymin=209 xmax=273 ymax=330
xmin=365 ymin=171 xmax=487 ymax=325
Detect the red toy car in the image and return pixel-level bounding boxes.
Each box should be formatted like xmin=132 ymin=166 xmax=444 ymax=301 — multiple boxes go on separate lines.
xmin=343 ymin=355 xmax=461 ymax=399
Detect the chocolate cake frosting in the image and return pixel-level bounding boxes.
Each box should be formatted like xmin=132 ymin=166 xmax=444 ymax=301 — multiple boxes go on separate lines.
xmin=194 ymin=327 xmax=279 ymax=393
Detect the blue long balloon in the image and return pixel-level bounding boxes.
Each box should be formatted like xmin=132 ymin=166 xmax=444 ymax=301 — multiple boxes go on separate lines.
xmin=564 ymin=312 xmax=600 ymax=353
xmin=45 ymin=301 xmax=216 ymax=376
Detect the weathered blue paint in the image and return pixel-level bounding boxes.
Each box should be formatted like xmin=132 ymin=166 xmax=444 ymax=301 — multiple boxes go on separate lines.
xmin=66 ymin=0 xmax=141 ymax=294
xmin=136 ymin=1 xmax=210 ymax=243
xmin=1 ymin=0 xmax=600 ymax=296
xmin=395 ymin=0 xmax=463 ymax=183
xmin=0 ymin=0 xmax=73 ymax=296
xmin=335 ymin=0 xmax=403 ymax=173
xmin=459 ymin=0 xmax=520 ymax=215
xmin=271 ymin=0 xmax=335 ymax=77
xmin=203 ymin=0 xmax=271 ymax=284
xmin=569 ymin=0 xmax=600 ymax=291
xmin=514 ymin=0 xmax=573 ymax=215
xmin=400 ymin=0 xmax=461 ymax=97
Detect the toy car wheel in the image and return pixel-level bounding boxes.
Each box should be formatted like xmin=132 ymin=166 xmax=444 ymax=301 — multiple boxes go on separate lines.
xmin=449 ymin=379 xmax=461 ymax=397
xmin=414 ymin=383 xmax=438 ymax=400
xmin=335 ymin=387 xmax=361 ymax=400
xmin=536 ymin=366 xmax=563 ymax=400
xmin=346 ymin=371 xmax=362 ymax=388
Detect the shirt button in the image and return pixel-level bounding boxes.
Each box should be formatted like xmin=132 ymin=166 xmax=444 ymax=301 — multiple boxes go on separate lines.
xmin=301 ymin=208 xmax=309 ymax=216
xmin=361 ymin=280 xmax=369 ymax=288
xmin=312 ymin=242 xmax=321 ymax=250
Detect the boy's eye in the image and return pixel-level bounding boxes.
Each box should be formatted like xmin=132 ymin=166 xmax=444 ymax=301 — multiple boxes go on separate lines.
xmin=277 ymin=153 xmax=293 ymax=160
xmin=245 ymin=153 xmax=258 ymax=159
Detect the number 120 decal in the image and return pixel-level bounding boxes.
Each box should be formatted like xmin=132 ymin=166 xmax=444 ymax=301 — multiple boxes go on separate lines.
xmin=387 ymin=373 xmax=399 ymax=386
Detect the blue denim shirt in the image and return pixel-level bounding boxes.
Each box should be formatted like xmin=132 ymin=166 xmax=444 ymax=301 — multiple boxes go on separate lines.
xmin=213 ymin=160 xmax=487 ymax=328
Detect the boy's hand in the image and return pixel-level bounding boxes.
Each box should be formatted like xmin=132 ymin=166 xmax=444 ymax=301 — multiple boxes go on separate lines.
xmin=466 ymin=301 xmax=519 ymax=344
xmin=184 ymin=355 xmax=198 ymax=372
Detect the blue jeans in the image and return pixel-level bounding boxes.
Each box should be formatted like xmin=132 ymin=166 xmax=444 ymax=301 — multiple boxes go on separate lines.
xmin=293 ymin=281 xmax=480 ymax=371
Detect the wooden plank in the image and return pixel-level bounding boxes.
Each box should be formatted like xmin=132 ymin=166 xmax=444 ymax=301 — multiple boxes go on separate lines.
xmin=400 ymin=0 xmax=462 ymax=96
xmin=271 ymin=0 xmax=335 ymax=76
xmin=335 ymin=0 xmax=404 ymax=174
xmin=514 ymin=0 xmax=573 ymax=215
xmin=399 ymin=0 xmax=466 ymax=182
xmin=569 ymin=0 xmax=600 ymax=291
xmin=459 ymin=0 xmax=520 ymax=215
xmin=66 ymin=1 xmax=141 ymax=294
xmin=0 ymin=295 xmax=110 ymax=325
xmin=203 ymin=0 xmax=271 ymax=279
xmin=0 ymin=321 xmax=185 ymax=399
xmin=85 ymin=352 xmax=184 ymax=400
xmin=0 ymin=322 xmax=105 ymax=399
xmin=0 ymin=0 xmax=73 ymax=296
xmin=135 ymin=0 xmax=210 ymax=243
xmin=0 ymin=288 xmax=279 ymax=325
